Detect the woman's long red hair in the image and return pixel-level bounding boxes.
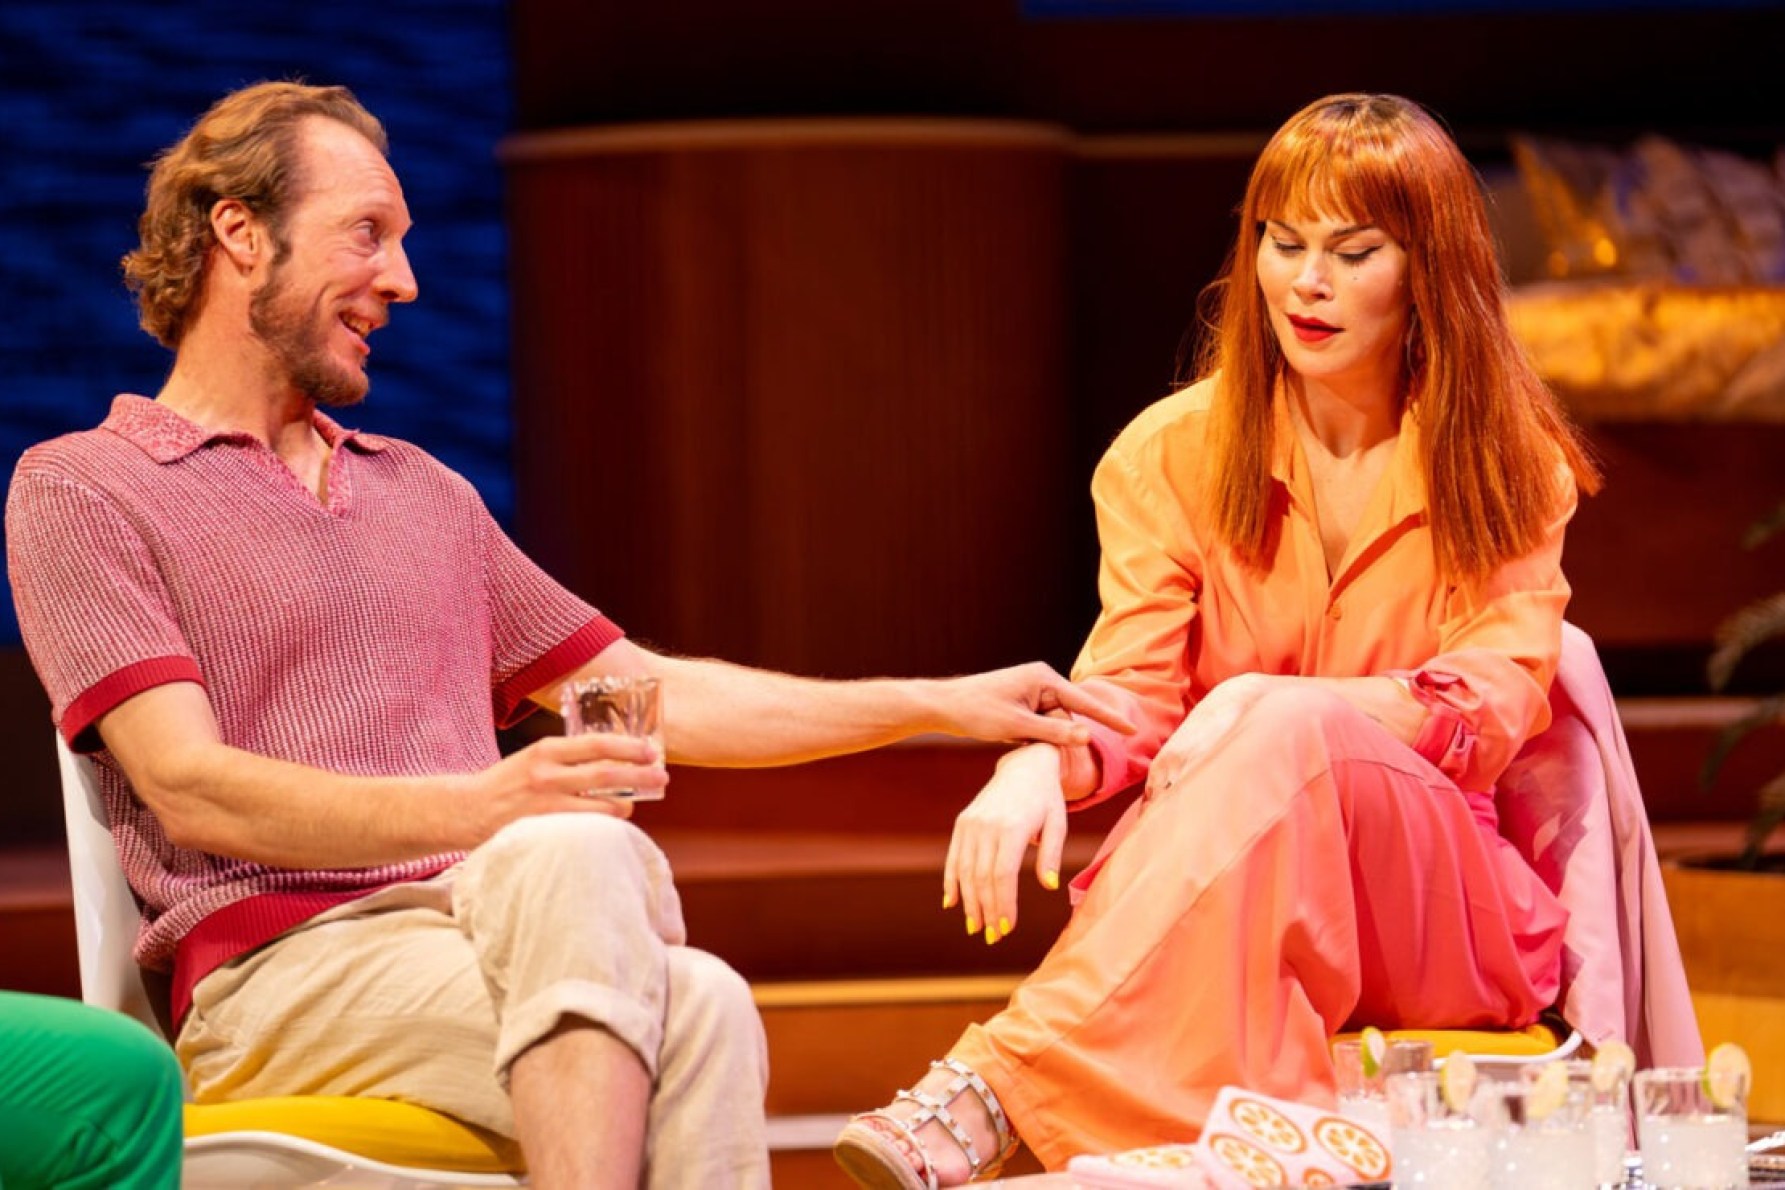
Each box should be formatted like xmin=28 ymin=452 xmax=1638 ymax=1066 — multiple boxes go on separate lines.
xmin=1193 ymin=93 xmax=1599 ymax=585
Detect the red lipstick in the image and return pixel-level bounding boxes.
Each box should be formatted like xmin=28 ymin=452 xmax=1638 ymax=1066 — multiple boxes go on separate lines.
xmin=1288 ymin=315 xmax=1339 ymax=344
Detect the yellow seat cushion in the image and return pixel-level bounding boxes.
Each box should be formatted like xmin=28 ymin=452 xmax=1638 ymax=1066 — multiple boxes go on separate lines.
xmin=184 ymin=1096 xmax=522 ymax=1174
xmin=1333 ymin=1020 xmax=1565 ymax=1059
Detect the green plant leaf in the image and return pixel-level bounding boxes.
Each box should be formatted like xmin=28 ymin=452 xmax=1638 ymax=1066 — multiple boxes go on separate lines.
xmin=1707 ymin=593 xmax=1785 ymax=692
xmin=1699 ymin=695 xmax=1785 ymax=791
xmin=1739 ymin=772 xmax=1785 ymax=870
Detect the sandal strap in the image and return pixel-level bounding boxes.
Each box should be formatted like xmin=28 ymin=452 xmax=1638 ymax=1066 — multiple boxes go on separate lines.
xmin=848 ymin=1106 xmax=941 ymax=1190
xmin=847 ymin=1060 xmax=1019 ymax=1187
xmin=930 ymin=1058 xmax=1016 ymax=1165
xmin=894 ymin=1088 xmax=984 ymax=1173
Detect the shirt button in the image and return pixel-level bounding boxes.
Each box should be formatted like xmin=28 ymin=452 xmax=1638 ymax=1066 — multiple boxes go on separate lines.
xmin=1327 ymin=603 xmax=1343 ymax=621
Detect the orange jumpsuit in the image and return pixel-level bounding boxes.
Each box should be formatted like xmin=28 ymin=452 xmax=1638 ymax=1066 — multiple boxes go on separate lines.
xmin=950 ymin=380 xmax=1572 ymax=1169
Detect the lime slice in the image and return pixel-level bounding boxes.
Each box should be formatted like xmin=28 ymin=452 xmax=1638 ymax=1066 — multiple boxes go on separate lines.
xmin=1525 ymin=1060 xmax=1569 ymax=1120
xmin=1360 ymin=1026 xmax=1388 ymax=1080
xmin=1703 ymin=1042 xmax=1752 ymax=1110
xmin=1589 ymin=1039 xmax=1636 ymax=1095
xmin=1440 ymin=1050 xmax=1477 ymax=1114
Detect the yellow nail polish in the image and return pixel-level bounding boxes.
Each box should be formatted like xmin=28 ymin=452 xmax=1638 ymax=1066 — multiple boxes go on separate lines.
xmin=966 ymin=917 xmax=980 ymax=936
xmin=985 ymin=926 xmax=998 ymax=945
xmin=1042 ymin=870 xmax=1060 ymax=890
xmin=999 ymin=917 xmax=1013 ymax=935
xmin=943 ymin=891 xmax=956 ymax=910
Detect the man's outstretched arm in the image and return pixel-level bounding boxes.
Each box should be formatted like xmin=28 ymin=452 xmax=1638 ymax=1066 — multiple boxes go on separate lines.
xmin=541 ymin=639 xmax=1133 ymax=768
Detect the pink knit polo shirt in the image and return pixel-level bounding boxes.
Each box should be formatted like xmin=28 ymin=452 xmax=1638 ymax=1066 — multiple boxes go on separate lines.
xmin=7 ymin=395 xmax=623 ymax=1019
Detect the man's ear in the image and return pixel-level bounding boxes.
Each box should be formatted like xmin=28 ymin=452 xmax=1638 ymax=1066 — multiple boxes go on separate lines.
xmin=210 ymin=199 xmax=265 ymax=273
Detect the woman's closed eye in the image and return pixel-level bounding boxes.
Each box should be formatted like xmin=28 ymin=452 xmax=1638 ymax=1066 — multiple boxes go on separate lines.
xmin=1268 ymin=239 xmax=1380 ymax=265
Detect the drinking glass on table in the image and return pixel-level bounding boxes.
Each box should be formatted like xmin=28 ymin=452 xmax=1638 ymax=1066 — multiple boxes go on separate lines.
xmin=1563 ymin=1056 xmax=1635 ymax=1189
xmin=1479 ymin=1064 xmax=1594 ymax=1190
xmin=1637 ymin=1065 xmax=1750 ymax=1189
xmin=560 ymin=675 xmax=665 ymax=800
xmin=1386 ymin=1067 xmax=1493 ymax=1190
xmin=1332 ymin=1036 xmax=1432 ymax=1135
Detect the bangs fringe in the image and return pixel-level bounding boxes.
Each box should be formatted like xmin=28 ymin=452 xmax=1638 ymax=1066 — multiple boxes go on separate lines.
xmin=1249 ymin=115 xmax=1415 ymax=240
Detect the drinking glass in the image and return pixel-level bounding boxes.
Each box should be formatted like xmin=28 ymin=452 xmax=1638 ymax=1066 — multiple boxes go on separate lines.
xmin=1636 ymin=1066 xmax=1749 ymax=1189
xmin=1386 ymin=1068 xmax=1493 ymax=1190
xmin=1480 ymin=1068 xmax=1595 ymax=1190
xmin=1332 ymin=1037 xmax=1432 ymax=1135
xmin=559 ymin=675 xmax=665 ymax=800
xmin=1562 ymin=1057 xmax=1634 ymax=1189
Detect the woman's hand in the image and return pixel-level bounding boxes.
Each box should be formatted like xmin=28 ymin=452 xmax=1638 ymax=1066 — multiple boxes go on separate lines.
xmin=1144 ymin=672 xmax=1280 ymax=798
xmin=943 ymin=744 xmax=1068 ymax=945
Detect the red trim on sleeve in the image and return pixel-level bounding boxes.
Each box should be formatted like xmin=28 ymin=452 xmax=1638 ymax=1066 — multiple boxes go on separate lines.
xmin=493 ymin=616 xmax=626 ymax=727
xmin=1068 ymin=724 xmax=1133 ymax=813
xmin=1390 ymin=668 xmax=1479 ymax=785
xmin=1410 ymin=703 xmax=1478 ymax=785
xmin=62 ymin=656 xmax=206 ymax=753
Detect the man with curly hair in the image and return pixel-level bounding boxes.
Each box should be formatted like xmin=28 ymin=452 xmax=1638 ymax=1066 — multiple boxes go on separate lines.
xmin=6 ymin=80 xmax=1125 ymax=1189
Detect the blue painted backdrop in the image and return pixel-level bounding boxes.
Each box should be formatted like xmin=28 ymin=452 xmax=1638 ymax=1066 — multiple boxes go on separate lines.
xmin=0 ymin=0 xmax=514 ymax=646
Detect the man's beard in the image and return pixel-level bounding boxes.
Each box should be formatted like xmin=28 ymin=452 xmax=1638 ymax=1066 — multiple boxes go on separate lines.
xmin=248 ymin=267 xmax=369 ymax=408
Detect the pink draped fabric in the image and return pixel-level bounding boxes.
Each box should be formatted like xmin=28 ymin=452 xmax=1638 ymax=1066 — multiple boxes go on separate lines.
xmin=1497 ymin=622 xmax=1702 ymax=1069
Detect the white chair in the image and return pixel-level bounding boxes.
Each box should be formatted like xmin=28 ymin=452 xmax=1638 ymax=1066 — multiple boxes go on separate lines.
xmin=57 ymin=735 xmax=525 ymax=1189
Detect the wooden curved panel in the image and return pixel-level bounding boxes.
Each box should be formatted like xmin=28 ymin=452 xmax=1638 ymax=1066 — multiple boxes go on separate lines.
xmin=505 ymin=119 xmax=1077 ymax=676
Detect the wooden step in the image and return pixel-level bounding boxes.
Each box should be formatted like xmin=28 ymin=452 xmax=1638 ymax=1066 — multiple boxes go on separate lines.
xmin=1617 ymin=697 xmax=1785 ymax=824
xmin=660 ymin=828 xmax=1102 ymax=982
xmin=757 ymin=974 xmax=1023 ymax=1115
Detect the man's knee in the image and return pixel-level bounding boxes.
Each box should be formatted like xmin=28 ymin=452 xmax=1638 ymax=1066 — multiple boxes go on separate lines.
xmin=481 ymin=809 xmax=642 ymax=861
xmin=470 ymin=811 xmax=673 ymax=895
xmin=460 ymin=809 xmax=686 ymax=950
xmin=669 ymin=949 xmax=765 ymax=1070
xmin=671 ymin=949 xmax=757 ymax=1027
xmin=664 ymin=949 xmax=760 ymax=1099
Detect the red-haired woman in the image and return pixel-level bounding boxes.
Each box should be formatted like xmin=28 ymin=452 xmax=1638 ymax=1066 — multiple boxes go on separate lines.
xmin=834 ymin=93 xmax=1603 ymax=1188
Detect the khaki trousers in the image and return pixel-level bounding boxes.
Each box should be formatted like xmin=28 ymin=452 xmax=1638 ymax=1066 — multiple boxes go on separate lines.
xmin=176 ymin=813 xmax=770 ymax=1187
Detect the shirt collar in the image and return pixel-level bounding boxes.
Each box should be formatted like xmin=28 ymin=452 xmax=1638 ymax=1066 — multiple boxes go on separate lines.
xmin=102 ymin=394 xmax=391 ymax=464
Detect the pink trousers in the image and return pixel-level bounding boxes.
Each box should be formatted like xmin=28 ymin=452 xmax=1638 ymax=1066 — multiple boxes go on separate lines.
xmin=951 ymin=684 xmax=1567 ymax=1170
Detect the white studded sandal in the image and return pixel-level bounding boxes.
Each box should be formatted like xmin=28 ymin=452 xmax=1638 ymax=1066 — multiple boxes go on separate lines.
xmin=833 ymin=1058 xmax=1019 ymax=1190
